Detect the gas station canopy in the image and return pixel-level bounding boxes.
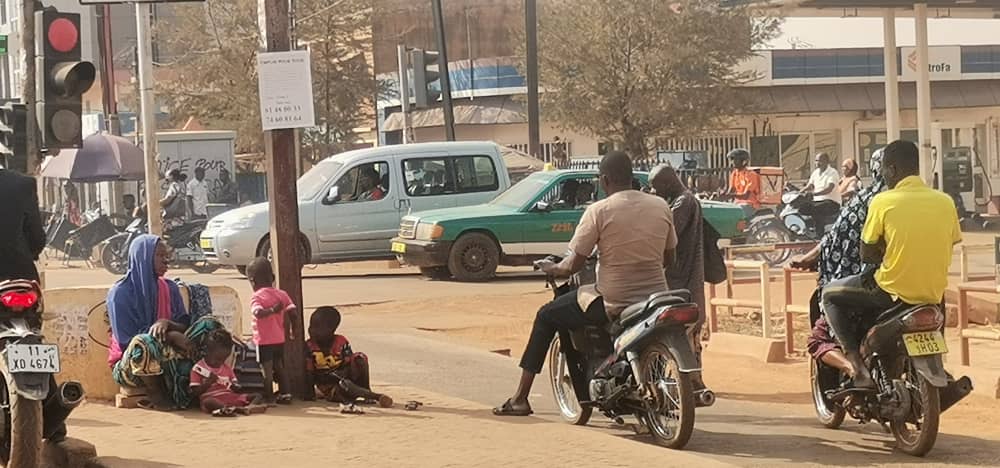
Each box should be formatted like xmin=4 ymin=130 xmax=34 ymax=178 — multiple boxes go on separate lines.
xmin=723 ymin=0 xmax=1000 ymax=17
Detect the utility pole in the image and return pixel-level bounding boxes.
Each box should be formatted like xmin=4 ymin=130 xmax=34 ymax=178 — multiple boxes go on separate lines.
xmin=259 ymin=0 xmax=307 ymax=399
xmin=21 ymin=0 xmax=37 ymax=174
xmin=524 ymin=0 xmax=540 ymax=158
xmin=97 ymin=4 xmax=120 ymax=136
xmin=136 ymin=4 xmax=162 ymax=235
xmin=397 ymin=44 xmax=412 ymax=144
xmin=430 ymin=0 xmax=455 ymax=141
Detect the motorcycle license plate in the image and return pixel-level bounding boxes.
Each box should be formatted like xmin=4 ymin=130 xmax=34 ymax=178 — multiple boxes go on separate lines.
xmin=200 ymin=238 xmax=213 ymax=250
xmin=6 ymin=344 xmax=60 ymax=374
xmin=902 ymin=331 xmax=948 ymax=357
xmin=391 ymin=242 xmax=406 ymax=254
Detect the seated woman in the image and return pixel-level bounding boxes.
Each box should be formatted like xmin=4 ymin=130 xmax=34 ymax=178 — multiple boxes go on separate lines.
xmin=107 ymin=234 xmax=225 ymax=411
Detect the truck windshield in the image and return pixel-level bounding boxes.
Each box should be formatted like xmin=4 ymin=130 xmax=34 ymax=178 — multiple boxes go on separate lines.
xmin=298 ymin=161 xmax=343 ymax=200
xmin=489 ymin=173 xmax=555 ymax=209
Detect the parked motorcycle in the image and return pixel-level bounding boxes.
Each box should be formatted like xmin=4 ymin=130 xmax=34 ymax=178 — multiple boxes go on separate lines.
xmin=102 ymin=218 xmax=219 ymax=275
xmin=810 ymin=301 xmax=972 ymax=457
xmin=0 ymin=280 xmax=85 ymax=467
xmin=541 ymin=256 xmax=710 ymax=449
xmin=746 ymin=185 xmax=835 ymax=267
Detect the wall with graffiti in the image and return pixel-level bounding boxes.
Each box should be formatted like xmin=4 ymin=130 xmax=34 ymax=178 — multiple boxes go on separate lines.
xmin=156 ymin=132 xmax=238 ymax=204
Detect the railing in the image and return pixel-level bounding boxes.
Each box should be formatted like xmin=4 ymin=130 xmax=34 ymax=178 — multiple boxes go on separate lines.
xmin=956 ymin=281 xmax=1000 ymax=366
xmin=707 ymin=259 xmax=775 ymax=339
xmin=959 ymin=244 xmax=996 ymax=282
xmin=783 ymin=267 xmax=819 ymax=355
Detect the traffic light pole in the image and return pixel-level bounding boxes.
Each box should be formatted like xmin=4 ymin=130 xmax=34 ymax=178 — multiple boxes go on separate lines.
xmin=20 ymin=0 xmax=37 ymax=175
xmin=260 ymin=0 xmax=307 ymax=400
xmin=525 ymin=0 xmax=540 ymax=159
xmin=431 ymin=0 xmax=455 ymax=141
xmin=136 ymin=4 xmax=162 ymax=236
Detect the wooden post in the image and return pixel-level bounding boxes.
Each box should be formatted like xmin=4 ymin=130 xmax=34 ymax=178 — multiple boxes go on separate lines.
xmin=708 ymin=283 xmax=718 ymax=333
xmin=783 ymin=267 xmax=794 ymax=355
xmin=957 ymin=287 xmax=970 ymax=366
xmin=760 ymin=262 xmax=772 ymax=339
xmin=524 ymin=0 xmax=540 ymax=157
xmin=260 ymin=0 xmax=307 ymax=399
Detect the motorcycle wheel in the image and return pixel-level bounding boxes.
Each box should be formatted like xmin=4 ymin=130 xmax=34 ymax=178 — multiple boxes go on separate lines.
xmin=0 ymin=369 xmax=43 ymax=467
xmin=890 ymin=361 xmax=940 ymax=457
xmin=102 ymin=236 xmax=129 ymax=275
xmin=547 ymin=336 xmax=591 ymax=426
xmin=748 ymin=221 xmax=793 ymax=267
xmin=639 ymin=343 xmax=694 ymax=449
xmin=810 ymin=358 xmax=845 ymax=429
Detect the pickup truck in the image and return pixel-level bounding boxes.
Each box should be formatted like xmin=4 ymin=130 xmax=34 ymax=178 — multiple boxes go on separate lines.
xmin=391 ymin=169 xmax=746 ymax=281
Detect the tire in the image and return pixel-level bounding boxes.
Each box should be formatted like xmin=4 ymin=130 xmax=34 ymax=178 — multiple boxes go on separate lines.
xmin=102 ymin=235 xmax=129 ymax=275
xmin=0 ymin=371 xmax=43 ymax=467
xmin=891 ymin=365 xmax=941 ymax=457
xmin=419 ymin=266 xmax=452 ymax=280
xmin=447 ymin=232 xmax=500 ymax=282
xmin=639 ymin=343 xmax=695 ymax=449
xmin=810 ymin=358 xmax=845 ymax=429
xmin=259 ymin=237 xmax=309 ymax=270
xmin=547 ymin=336 xmax=592 ymax=426
xmin=748 ymin=221 xmax=793 ymax=267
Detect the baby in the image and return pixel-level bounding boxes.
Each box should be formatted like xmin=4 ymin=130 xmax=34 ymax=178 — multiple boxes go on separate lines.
xmin=189 ymin=329 xmax=265 ymax=416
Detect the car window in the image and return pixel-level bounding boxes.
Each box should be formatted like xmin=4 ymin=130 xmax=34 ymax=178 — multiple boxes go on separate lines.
xmin=298 ymin=161 xmax=343 ymax=200
xmin=454 ymin=155 xmax=499 ymax=193
xmin=489 ymin=172 xmax=556 ymax=208
xmin=330 ymin=161 xmax=390 ymax=204
xmin=539 ymin=176 xmax=599 ymax=211
xmin=402 ymin=157 xmax=453 ymax=196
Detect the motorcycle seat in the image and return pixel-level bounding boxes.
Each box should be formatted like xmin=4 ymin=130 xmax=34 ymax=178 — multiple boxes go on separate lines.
xmin=617 ymin=289 xmax=692 ymax=329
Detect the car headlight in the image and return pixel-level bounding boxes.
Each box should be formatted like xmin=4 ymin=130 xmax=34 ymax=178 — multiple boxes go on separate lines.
xmin=416 ymin=223 xmax=445 ymax=240
xmin=228 ymin=214 xmax=257 ymax=230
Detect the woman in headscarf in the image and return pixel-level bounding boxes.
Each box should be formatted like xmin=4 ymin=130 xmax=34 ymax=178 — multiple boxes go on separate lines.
xmin=791 ymin=148 xmax=887 ymax=378
xmin=107 ymin=234 xmax=223 ymax=410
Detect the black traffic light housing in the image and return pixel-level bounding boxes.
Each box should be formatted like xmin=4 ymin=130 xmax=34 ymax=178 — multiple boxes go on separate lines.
xmin=35 ymin=9 xmax=95 ymax=151
xmin=410 ymin=48 xmax=441 ymax=109
xmin=0 ymin=102 xmax=27 ymax=173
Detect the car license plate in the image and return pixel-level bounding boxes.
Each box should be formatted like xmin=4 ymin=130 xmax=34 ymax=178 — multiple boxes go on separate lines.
xmin=902 ymin=331 xmax=948 ymax=357
xmin=200 ymin=238 xmax=213 ymax=250
xmin=6 ymin=344 xmax=60 ymax=374
xmin=391 ymin=242 xmax=406 ymax=254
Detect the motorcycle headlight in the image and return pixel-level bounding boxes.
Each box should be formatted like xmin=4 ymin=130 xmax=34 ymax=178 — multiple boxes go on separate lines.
xmin=416 ymin=223 xmax=445 ymax=240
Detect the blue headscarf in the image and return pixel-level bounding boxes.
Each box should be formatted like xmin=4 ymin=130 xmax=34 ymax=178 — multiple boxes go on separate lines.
xmin=107 ymin=234 xmax=187 ymax=348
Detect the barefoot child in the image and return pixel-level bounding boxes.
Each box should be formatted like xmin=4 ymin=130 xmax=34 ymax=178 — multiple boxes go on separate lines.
xmin=190 ymin=329 xmax=265 ymax=416
xmin=306 ymin=306 xmax=392 ymax=408
xmin=247 ymin=257 xmax=296 ymax=404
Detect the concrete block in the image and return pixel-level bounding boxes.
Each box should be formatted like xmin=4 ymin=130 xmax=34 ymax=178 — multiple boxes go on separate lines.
xmin=705 ymin=332 xmax=786 ymax=363
xmin=952 ymin=365 xmax=1000 ymax=399
xmin=42 ymin=437 xmax=98 ymax=468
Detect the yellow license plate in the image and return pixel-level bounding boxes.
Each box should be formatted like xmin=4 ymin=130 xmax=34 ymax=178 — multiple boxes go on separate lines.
xmin=200 ymin=238 xmax=213 ymax=250
xmin=903 ymin=331 xmax=948 ymax=356
xmin=390 ymin=242 xmax=406 ymax=254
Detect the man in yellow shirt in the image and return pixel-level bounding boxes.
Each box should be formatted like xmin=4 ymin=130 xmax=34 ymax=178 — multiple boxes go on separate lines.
xmin=821 ymin=140 xmax=961 ymax=389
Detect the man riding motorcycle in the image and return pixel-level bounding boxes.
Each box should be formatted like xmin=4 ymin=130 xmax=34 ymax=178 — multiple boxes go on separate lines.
xmin=722 ymin=148 xmax=761 ymax=219
xmin=821 ymin=140 xmax=961 ymax=389
xmin=493 ymin=151 xmax=678 ymax=416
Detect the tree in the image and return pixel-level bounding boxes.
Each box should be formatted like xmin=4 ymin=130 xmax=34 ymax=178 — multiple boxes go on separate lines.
xmin=156 ymin=0 xmax=377 ymax=160
xmin=532 ymin=0 xmax=780 ymax=159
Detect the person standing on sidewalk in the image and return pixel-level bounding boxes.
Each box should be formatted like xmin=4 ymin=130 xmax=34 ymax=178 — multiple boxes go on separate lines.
xmin=0 ymin=166 xmax=46 ymax=282
xmin=187 ymin=167 xmax=210 ymax=220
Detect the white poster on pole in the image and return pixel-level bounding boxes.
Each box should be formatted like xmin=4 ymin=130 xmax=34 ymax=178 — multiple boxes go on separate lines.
xmin=257 ymin=50 xmax=316 ymax=130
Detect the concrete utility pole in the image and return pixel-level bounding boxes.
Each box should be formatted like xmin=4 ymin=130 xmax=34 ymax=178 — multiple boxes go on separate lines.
xmin=259 ymin=0 xmax=307 ymax=398
xmin=21 ymin=0 xmax=37 ymax=174
xmin=136 ymin=4 xmax=162 ymax=235
xmin=397 ymin=44 xmax=413 ymax=144
xmin=431 ymin=0 xmax=455 ymax=141
xmin=524 ymin=0 xmax=540 ymax=159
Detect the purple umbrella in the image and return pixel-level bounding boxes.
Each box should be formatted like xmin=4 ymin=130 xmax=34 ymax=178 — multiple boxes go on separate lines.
xmin=41 ymin=133 xmax=146 ymax=182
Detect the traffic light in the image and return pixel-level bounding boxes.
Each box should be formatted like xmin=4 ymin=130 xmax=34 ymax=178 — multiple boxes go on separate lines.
xmin=35 ymin=10 xmax=95 ymax=151
xmin=409 ymin=48 xmax=441 ymax=109
xmin=0 ymin=102 xmax=27 ymax=173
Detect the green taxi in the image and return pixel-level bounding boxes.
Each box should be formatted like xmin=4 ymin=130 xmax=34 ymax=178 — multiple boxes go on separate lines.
xmin=390 ymin=169 xmax=746 ymax=281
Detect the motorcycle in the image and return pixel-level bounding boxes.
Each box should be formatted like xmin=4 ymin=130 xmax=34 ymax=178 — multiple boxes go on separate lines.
xmin=102 ymin=217 xmax=219 ymax=275
xmin=810 ymin=300 xmax=972 ymax=457
xmin=746 ymin=185 xmax=835 ymax=267
xmin=541 ymin=256 xmax=711 ymax=449
xmin=0 ymin=280 xmax=85 ymax=467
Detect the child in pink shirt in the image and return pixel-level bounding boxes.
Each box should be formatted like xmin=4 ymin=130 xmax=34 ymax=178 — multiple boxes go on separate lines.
xmin=190 ymin=329 xmax=265 ymax=416
xmin=247 ymin=257 xmax=297 ymax=404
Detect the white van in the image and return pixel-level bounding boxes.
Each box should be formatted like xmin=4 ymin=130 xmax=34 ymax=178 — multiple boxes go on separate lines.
xmin=200 ymin=141 xmax=511 ymax=274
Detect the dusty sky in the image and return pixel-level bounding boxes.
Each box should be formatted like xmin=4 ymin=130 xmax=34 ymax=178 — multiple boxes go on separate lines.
xmin=769 ymin=17 xmax=1000 ymax=49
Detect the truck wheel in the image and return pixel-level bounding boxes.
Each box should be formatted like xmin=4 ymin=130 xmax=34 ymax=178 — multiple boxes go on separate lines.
xmin=259 ymin=237 xmax=309 ymax=271
xmin=447 ymin=233 xmax=499 ymax=282
xmin=420 ymin=266 xmax=452 ymax=280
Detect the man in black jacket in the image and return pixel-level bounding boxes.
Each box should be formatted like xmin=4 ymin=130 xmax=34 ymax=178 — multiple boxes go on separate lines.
xmin=0 ymin=166 xmax=46 ymax=282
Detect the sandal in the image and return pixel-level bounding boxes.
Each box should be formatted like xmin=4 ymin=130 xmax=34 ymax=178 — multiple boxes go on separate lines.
xmin=275 ymin=394 xmax=293 ymax=405
xmin=404 ymin=400 xmax=423 ymax=411
xmin=211 ymin=407 xmax=238 ymax=417
xmin=340 ymin=403 xmax=364 ymax=415
xmin=492 ymin=398 xmax=533 ymax=417
xmin=136 ymin=399 xmax=177 ymax=412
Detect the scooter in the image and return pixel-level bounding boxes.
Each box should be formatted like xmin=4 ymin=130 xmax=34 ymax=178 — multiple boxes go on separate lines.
xmin=102 ymin=217 xmax=219 ymax=275
xmin=0 ymin=280 xmax=84 ymax=467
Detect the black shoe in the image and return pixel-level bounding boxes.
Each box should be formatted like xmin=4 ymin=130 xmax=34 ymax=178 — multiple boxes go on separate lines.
xmin=847 ymin=355 xmax=875 ymax=389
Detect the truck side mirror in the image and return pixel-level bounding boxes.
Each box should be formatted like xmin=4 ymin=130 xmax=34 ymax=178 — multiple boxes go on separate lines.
xmin=322 ymin=186 xmax=340 ymax=205
xmin=532 ymin=201 xmax=551 ymax=213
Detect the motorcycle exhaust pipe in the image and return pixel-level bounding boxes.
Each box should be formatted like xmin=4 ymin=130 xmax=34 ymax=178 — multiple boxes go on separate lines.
xmin=695 ymin=389 xmax=716 ymax=408
xmin=42 ymin=381 xmax=85 ymax=442
xmin=940 ymin=376 xmax=973 ymax=414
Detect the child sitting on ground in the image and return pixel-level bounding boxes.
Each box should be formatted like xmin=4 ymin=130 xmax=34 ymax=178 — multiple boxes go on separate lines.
xmin=190 ymin=329 xmax=265 ymax=416
xmin=306 ymin=306 xmax=393 ymax=408
xmin=247 ymin=257 xmax=297 ymax=404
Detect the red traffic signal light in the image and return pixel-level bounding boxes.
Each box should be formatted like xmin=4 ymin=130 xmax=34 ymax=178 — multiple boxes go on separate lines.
xmin=47 ymin=17 xmax=78 ymax=53
xmin=35 ymin=10 xmax=94 ymax=150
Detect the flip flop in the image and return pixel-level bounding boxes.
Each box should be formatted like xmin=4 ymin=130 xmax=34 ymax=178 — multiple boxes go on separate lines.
xmin=404 ymin=400 xmax=423 ymax=411
xmin=340 ymin=403 xmax=364 ymax=415
xmin=492 ymin=398 xmax=533 ymax=417
xmin=275 ymin=394 xmax=293 ymax=405
xmin=212 ymin=407 xmax=238 ymax=417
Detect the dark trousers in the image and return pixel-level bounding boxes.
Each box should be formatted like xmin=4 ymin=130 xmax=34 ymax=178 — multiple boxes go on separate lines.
xmin=802 ymin=199 xmax=841 ymax=228
xmin=519 ymin=292 xmax=608 ymax=374
xmin=820 ymin=273 xmax=896 ymax=353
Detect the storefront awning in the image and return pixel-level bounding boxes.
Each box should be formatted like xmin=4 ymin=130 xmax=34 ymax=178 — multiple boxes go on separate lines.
xmin=742 ymin=79 xmax=1000 ymax=114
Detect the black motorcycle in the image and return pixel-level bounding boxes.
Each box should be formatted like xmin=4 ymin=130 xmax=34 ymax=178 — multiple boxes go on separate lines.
xmin=746 ymin=184 xmax=835 ymax=267
xmin=810 ymin=301 xmax=972 ymax=457
xmin=541 ymin=256 xmax=711 ymax=449
xmin=102 ymin=218 xmax=219 ymax=275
